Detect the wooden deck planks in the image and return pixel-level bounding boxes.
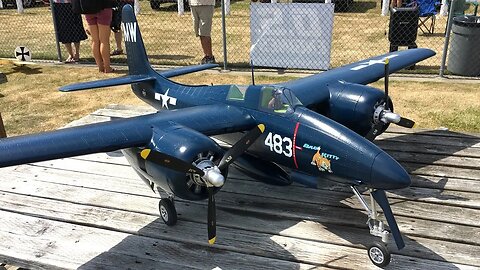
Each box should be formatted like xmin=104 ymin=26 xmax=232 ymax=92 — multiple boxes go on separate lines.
xmin=0 ymin=105 xmax=479 ymax=270
xmin=2 ymin=164 xmax=479 ymax=248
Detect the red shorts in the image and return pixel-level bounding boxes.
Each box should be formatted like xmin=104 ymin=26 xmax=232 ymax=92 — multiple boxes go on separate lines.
xmin=85 ymin=8 xmax=113 ymax=26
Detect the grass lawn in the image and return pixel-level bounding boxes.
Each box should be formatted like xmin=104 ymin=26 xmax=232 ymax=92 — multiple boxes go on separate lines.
xmin=2 ymin=0 xmax=477 ymax=69
xmin=0 ymin=59 xmax=478 ymax=136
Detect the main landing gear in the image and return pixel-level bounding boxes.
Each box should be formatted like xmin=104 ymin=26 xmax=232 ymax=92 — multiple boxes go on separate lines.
xmin=159 ymin=195 xmax=177 ymax=226
xmin=351 ymin=186 xmax=391 ymax=268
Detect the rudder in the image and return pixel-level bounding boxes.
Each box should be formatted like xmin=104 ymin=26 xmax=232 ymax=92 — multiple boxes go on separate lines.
xmin=121 ymin=4 xmax=153 ymax=75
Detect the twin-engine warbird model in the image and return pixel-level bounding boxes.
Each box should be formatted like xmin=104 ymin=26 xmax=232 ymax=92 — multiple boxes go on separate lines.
xmin=0 ymin=5 xmax=435 ymax=267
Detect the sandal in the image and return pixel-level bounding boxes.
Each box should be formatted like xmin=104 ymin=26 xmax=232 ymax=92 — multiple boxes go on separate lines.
xmin=110 ymin=49 xmax=123 ymax=56
xmin=65 ymin=56 xmax=76 ymax=64
xmin=104 ymin=68 xmax=116 ymax=73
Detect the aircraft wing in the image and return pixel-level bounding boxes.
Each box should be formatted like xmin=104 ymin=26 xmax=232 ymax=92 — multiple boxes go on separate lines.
xmin=0 ymin=104 xmax=255 ymax=168
xmin=280 ymin=48 xmax=435 ymax=103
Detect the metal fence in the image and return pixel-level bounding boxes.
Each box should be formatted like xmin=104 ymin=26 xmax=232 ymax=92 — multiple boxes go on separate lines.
xmin=0 ymin=0 xmax=479 ymax=76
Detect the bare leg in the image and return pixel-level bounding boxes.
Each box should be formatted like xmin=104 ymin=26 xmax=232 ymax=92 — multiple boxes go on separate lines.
xmin=115 ymin=31 xmax=123 ymax=51
xmin=88 ymin=24 xmax=104 ymax=72
xmin=64 ymin=43 xmax=74 ymax=60
xmin=73 ymin=42 xmax=80 ymax=60
xmin=98 ymin=24 xmax=112 ymax=72
xmin=200 ymin=35 xmax=213 ymax=57
xmin=391 ymin=0 xmax=402 ymax=7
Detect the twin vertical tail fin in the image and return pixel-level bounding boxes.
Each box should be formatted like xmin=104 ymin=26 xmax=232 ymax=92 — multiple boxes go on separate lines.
xmin=58 ymin=6 xmax=156 ymax=94
xmin=121 ymin=4 xmax=154 ymax=76
xmin=60 ymin=4 xmax=209 ymax=93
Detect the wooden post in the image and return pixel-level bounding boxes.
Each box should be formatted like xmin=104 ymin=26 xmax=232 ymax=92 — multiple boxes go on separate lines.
xmin=0 ymin=113 xmax=6 ymax=138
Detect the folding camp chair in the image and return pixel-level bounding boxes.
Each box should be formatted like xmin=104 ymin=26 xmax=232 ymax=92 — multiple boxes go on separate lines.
xmin=416 ymin=0 xmax=438 ymax=34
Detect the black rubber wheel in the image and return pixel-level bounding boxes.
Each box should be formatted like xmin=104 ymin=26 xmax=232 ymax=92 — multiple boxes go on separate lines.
xmin=159 ymin=199 xmax=177 ymax=226
xmin=368 ymin=241 xmax=391 ymax=268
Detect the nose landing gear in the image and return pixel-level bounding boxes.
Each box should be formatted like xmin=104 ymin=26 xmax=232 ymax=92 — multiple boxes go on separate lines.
xmin=351 ymin=186 xmax=392 ymax=267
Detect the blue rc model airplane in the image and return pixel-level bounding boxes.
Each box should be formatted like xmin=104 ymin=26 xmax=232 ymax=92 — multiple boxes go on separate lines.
xmin=0 ymin=5 xmax=435 ymax=267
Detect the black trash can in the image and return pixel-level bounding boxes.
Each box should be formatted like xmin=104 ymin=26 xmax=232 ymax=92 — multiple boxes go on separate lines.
xmin=389 ymin=6 xmax=420 ymax=52
xmin=447 ymin=15 xmax=480 ymax=76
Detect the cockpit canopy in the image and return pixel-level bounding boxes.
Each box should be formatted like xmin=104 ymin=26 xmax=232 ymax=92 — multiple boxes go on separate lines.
xmin=259 ymin=86 xmax=302 ymax=114
xmin=226 ymin=85 xmax=302 ymax=114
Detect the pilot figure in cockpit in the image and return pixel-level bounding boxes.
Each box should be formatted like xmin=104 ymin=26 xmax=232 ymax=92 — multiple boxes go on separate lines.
xmin=268 ymin=89 xmax=283 ymax=110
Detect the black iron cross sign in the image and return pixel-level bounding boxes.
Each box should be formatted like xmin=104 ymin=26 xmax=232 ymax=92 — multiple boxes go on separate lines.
xmin=15 ymin=47 xmax=30 ymax=61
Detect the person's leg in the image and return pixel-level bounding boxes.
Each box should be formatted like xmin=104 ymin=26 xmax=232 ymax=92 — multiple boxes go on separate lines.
xmin=98 ymin=24 xmax=112 ymax=72
xmin=111 ymin=6 xmax=123 ymax=55
xmin=200 ymin=36 xmax=212 ymax=57
xmin=197 ymin=5 xmax=215 ymax=63
xmin=88 ymin=24 xmax=104 ymax=72
xmin=63 ymin=43 xmax=74 ymax=62
xmin=191 ymin=8 xmax=204 ymax=59
xmin=73 ymin=42 xmax=80 ymax=61
xmin=115 ymin=31 xmax=123 ymax=52
xmin=96 ymin=8 xmax=113 ymax=72
xmin=191 ymin=6 xmax=200 ymax=36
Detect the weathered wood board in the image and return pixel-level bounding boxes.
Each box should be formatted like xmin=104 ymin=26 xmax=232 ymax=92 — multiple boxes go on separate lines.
xmin=0 ymin=104 xmax=479 ymax=270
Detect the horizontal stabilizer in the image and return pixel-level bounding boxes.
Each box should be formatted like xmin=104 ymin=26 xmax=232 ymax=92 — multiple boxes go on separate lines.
xmin=160 ymin=64 xmax=219 ymax=78
xmin=59 ymin=75 xmax=156 ymax=92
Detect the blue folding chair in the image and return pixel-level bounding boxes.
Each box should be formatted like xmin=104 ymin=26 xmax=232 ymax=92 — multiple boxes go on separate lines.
xmin=416 ymin=0 xmax=439 ymax=34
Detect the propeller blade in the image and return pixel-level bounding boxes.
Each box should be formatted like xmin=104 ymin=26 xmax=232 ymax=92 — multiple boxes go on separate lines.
xmin=365 ymin=59 xmax=391 ymax=142
xmin=140 ymin=149 xmax=205 ymax=176
xmin=218 ymin=124 xmax=265 ymax=170
xmin=365 ymin=122 xmax=384 ymax=141
xmin=397 ymin=117 xmax=415 ymax=128
xmin=384 ymin=58 xmax=390 ymax=108
xmin=207 ymin=187 xmax=216 ymax=244
xmin=371 ymin=189 xmax=405 ymax=250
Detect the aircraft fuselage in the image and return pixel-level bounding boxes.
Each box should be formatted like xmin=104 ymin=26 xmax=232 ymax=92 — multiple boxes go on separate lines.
xmin=128 ymin=78 xmax=410 ymax=191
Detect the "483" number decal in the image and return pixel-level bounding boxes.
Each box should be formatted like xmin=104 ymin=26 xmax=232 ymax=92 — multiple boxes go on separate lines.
xmin=264 ymin=132 xmax=292 ymax=157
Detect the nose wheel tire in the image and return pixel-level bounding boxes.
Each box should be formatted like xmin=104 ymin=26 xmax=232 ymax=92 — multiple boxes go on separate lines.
xmin=368 ymin=241 xmax=391 ymax=268
xmin=159 ymin=199 xmax=177 ymax=226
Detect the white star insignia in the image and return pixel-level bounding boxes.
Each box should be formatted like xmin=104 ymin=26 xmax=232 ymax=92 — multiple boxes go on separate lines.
xmin=154 ymin=89 xmax=177 ymax=109
xmin=350 ymin=54 xmax=399 ymax=71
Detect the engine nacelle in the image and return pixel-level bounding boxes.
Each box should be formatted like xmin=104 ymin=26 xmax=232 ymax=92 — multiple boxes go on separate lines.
xmin=308 ymin=81 xmax=389 ymax=137
xmin=124 ymin=124 xmax=227 ymax=201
